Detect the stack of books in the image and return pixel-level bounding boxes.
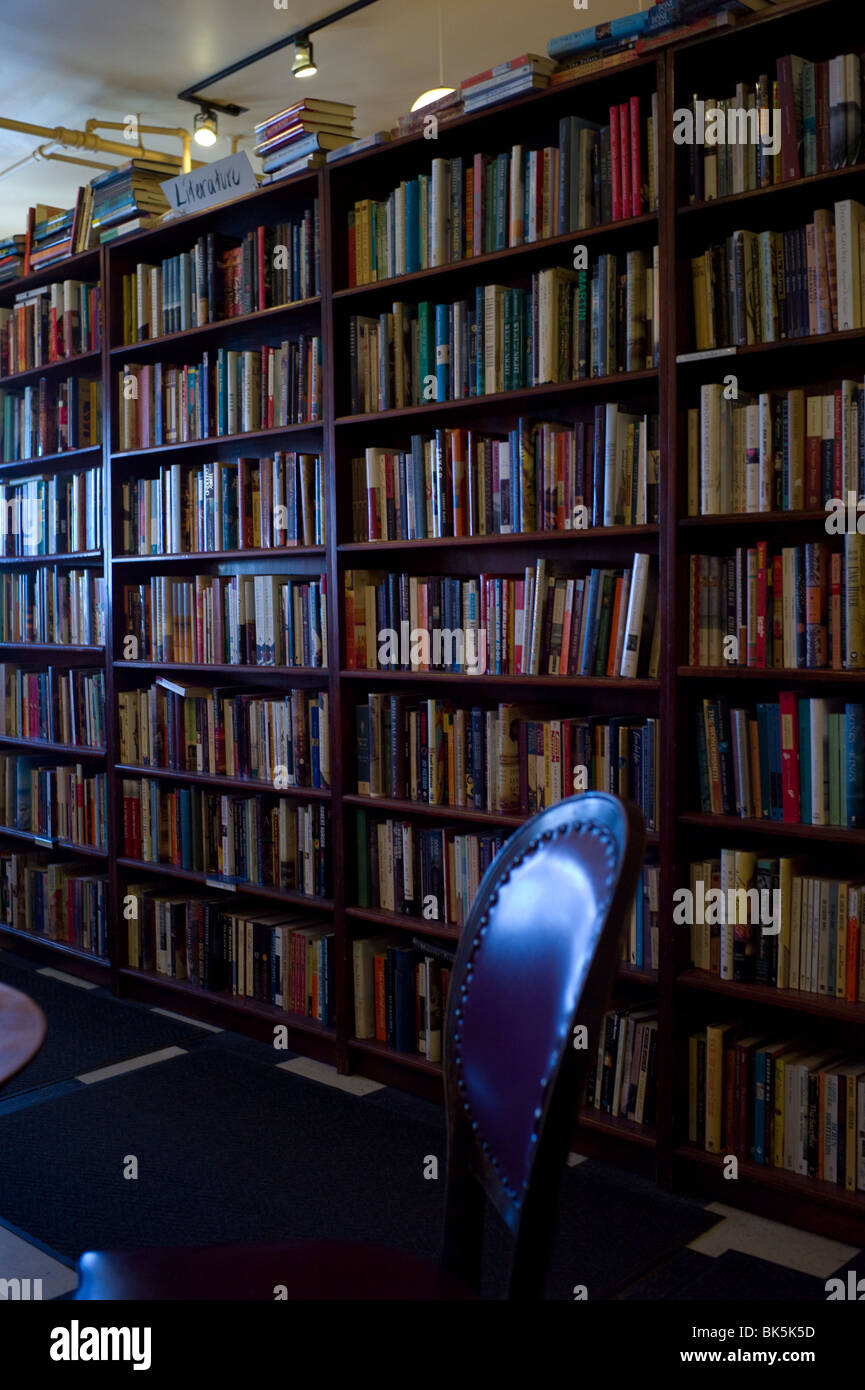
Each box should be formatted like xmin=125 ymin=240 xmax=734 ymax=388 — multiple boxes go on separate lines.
xmin=255 ymin=100 xmax=356 ymax=181
xmin=460 ymin=54 xmax=555 ymax=114
xmin=0 ymin=235 xmax=25 ymax=286
xmin=90 ymin=158 xmax=178 ymax=243
xmin=29 ymin=207 xmax=75 ymax=271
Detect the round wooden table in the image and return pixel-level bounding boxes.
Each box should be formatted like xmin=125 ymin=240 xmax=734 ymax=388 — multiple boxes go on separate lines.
xmin=0 ymin=982 xmax=46 ymax=1086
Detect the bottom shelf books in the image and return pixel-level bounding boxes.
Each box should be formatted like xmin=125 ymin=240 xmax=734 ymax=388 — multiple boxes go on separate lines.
xmin=0 ymin=756 xmax=107 ymax=848
xmin=690 ymin=1023 xmax=865 ymax=1191
xmin=584 ymin=1003 xmax=658 ymax=1126
xmin=125 ymin=885 xmax=334 ymax=1023
xmin=0 ymin=851 xmax=108 ymax=956
xmin=353 ymin=934 xmax=453 ymax=1062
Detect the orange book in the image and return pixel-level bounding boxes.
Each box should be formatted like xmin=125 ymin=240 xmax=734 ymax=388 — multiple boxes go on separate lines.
xmin=606 ymin=578 xmax=625 ymax=678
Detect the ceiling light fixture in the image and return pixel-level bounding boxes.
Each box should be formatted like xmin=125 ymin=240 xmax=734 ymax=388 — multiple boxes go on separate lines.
xmin=291 ymin=37 xmax=318 ymax=79
xmin=411 ymin=0 xmax=454 ymax=112
xmin=193 ymin=109 xmax=218 ymax=146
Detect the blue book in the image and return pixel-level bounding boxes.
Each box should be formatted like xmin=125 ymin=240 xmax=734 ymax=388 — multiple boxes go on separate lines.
xmin=846 ymin=702 xmax=865 ymax=827
xmin=180 ymin=788 xmax=192 ymax=869
xmin=404 ymin=180 xmax=420 ymax=274
xmin=435 ymin=302 xmax=450 ymax=403
xmin=547 ymin=12 xmax=649 ymax=58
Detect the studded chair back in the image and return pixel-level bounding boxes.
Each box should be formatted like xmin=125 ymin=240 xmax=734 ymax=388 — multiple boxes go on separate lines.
xmin=441 ymin=791 xmax=646 ymax=1299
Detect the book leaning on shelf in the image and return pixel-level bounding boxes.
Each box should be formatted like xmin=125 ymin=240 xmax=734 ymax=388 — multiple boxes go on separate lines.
xmin=0 ymin=567 xmax=106 ymax=646
xmin=120 ymin=452 xmax=324 ymax=554
xmin=351 ymin=409 xmax=659 ymax=541
xmin=118 ymin=680 xmax=330 ymax=789
xmin=687 ymin=380 xmax=865 ymax=514
xmin=0 ymin=852 xmax=108 ymax=956
xmin=0 ymin=280 xmax=101 ymax=374
xmin=696 ymin=694 xmax=865 ymax=827
xmin=0 ymin=756 xmax=106 ymax=848
xmin=688 ymin=535 xmax=865 ymax=669
xmin=117 ymin=336 xmax=322 ymax=448
xmin=354 ymin=696 xmax=659 ymax=827
xmin=0 ymin=665 xmax=105 ymax=749
xmin=119 ymin=208 xmax=320 ymax=344
xmin=348 ymin=249 xmax=659 ymax=412
xmin=685 ymin=849 xmax=865 ymax=1000
xmin=690 ymin=199 xmax=865 ymax=349
xmin=690 ymin=1024 xmax=865 ymax=1194
xmin=120 ymin=572 xmax=327 ymax=667
xmin=346 ymin=95 xmax=658 ymax=285
xmin=344 ymin=555 xmax=659 ymax=679
xmin=120 ymin=779 xmax=330 ymax=897
xmin=0 ymin=467 xmax=102 ymax=556
xmin=0 ymin=377 xmax=102 ymax=462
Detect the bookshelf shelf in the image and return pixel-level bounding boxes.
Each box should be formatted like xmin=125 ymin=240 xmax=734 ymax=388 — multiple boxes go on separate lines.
xmin=576 ymin=1106 xmax=657 ymax=1148
xmin=0 ymin=921 xmax=109 ymax=967
xmin=678 ymin=666 xmax=865 ymax=682
xmin=0 ymin=642 xmax=103 ymax=656
xmin=116 ymin=857 xmax=334 ymax=910
xmin=114 ymin=764 xmax=331 ymax=798
xmin=112 ymin=421 xmax=323 ymax=460
xmin=0 ymin=247 xmax=101 ymax=300
xmin=678 ymin=813 xmax=865 ymax=844
xmin=117 ymin=967 xmax=336 ymax=1039
xmin=340 ymin=670 xmax=660 ymax=690
xmin=0 ymin=826 xmax=105 ymax=856
xmin=108 ymin=297 xmax=322 ymax=359
xmin=677 ymin=158 xmax=865 ymax=219
xmin=0 ymin=445 xmax=101 ymax=473
xmin=0 ymin=551 xmax=102 ymax=566
xmin=343 ymin=793 xmax=660 ymax=843
xmin=0 ymin=734 xmax=105 ymax=757
xmin=114 ymin=661 xmax=328 ymax=679
xmin=345 ymin=904 xmax=460 ymax=942
xmin=678 ymin=511 xmax=827 ymax=529
xmin=677 ymin=968 xmax=865 ymax=1024
xmin=112 ymin=546 xmax=327 ymax=565
xmin=0 ymin=349 xmax=102 ymax=389
xmin=346 ymin=1034 xmax=443 ymax=1077
xmin=332 ymin=213 xmax=659 ymax=303
xmin=339 ymin=526 xmax=659 ymax=553
xmin=334 ymin=370 xmax=659 ymax=426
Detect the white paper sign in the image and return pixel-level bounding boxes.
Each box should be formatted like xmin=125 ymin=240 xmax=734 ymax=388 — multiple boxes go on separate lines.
xmin=163 ymin=151 xmax=258 ymax=217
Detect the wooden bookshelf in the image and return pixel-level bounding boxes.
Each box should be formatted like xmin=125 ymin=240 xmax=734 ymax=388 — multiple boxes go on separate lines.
xmin=3 ymin=0 xmax=863 ymax=1243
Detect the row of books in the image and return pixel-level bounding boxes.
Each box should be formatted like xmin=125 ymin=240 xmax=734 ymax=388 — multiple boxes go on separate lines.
xmin=119 ymin=452 xmax=325 ymax=555
xmin=687 ymin=382 xmax=865 ymax=515
xmin=696 ymin=695 xmax=865 ymax=827
xmin=349 ymin=409 xmax=659 ymax=542
xmin=0 ymin=377 xmax=102 ymax=462
xmin=118 ymin=680 xmax=330 ymax=789
xmin=0 ymin=280 xmax=101 ymax=376
xmin=0 ymin=757 xmax=106 ymax=848
xmin=356 ymin=809 xmax=506 ymax=928
xmin=688 ymin=538 xmax=865 ymax=670
xmin=690 ymin=200 xmax=865 ymax=349
xmin=346 ymin=99 xmax=658 ymax=285
xmin=0 ymin=568 xmax=106 ymax=647
xmin=117 ymin=337 xmax=322 ymax=448
xmin=118 ymin=211 xmax=320 ymax=343
xmin=119 ymin=574 xmax=327 ymax=668
xmin=682 ymin=53 xmax=865 ymax=205
xmin=352 ymin=935 xmax=451 ymax=1059
xmin=120 ymin=779 xmax=330 ymax=897
xmin=0 ymin=853 xmax=108 ymax=957
xmin=584 ymin=1003 xmax=658 ymax=1126
xmin=690 ymin=1023 xmax=865 ymax=1191
xmin=0 ymin=665 xmax=105 ymax=750
xmin=344 ymin=556 xmax=659 ymax=679
xmin=355 ymin=695 xmax=659 ymax=827
xmin=347 ymin=252 xmax=659 ymax=412
xmin=0 ymin=468 xmax=102 ymax=557
xmin=686 ymin=852 xmax=865 ymax=999
xmin=125 ymin=884 xmax=334 ymax=1020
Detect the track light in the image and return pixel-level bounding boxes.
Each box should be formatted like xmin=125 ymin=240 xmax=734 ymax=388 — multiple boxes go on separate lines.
xmin=291 ymin=37 xmax=318 ymax=79
xmin=193 ymin=109 xmax=218 ymax=146
xmin=410 ymin=87 xmax=455 ymax=112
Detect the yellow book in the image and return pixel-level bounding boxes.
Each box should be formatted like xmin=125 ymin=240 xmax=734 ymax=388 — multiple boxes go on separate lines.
xmin=705 ymin=1020 xmax=739 ymax=1153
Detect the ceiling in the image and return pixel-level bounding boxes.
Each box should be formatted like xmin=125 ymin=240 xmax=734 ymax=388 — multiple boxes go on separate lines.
xmin=0 ymin=0 xmax=635 ymax=236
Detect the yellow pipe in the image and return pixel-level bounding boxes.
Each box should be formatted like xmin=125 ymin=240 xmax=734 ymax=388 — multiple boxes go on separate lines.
xmin=85 ymin=119 xmax=197 ymax=172
xmin=36 ymin=147 xmax=115 ymax=172
xmin=0 ymin=115 xmax=197 ymax=172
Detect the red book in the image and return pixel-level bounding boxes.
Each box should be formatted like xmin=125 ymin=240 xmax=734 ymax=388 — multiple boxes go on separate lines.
xmin=460 ymin=54 xmax=547 ymax=90
xmin=779 ymin=690 xmax=801 ymax=821
xmin=755 ymin=540 xmax=768 ymax=667
xmin=629 ymin=94 xmax=642 ymax=217
xmin=609 ymin=104 xmax=622 ymax=221
xmin=256 ymin=225 xmax=266 ymax=311
xmin=618 ymin=102 xmax=631 ymax=221
xmin=473 ymin=153 xmax=485 ymax=258
xmin=815 ymin=61 xmax=830 ymax=173
xmin=776 ymin=56 xmax=801 ymax=182
xmin=846 ymin=899 xmax=860 ymax=1003
xmin=805 ymin=397 xmax=821 ymax=508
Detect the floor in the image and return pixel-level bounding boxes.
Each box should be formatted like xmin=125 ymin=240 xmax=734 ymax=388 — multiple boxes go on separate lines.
xmin=0 ymin=946 xmax=860 ymax=1302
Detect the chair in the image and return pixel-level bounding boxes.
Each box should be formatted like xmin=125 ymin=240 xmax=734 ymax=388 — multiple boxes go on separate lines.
xmin=76 ymin=791 xmax=646 ymax=1300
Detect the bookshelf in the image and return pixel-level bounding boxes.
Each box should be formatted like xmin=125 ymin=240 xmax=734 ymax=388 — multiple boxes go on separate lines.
xmin=2 ymin=0 xmax=863 ymax=1242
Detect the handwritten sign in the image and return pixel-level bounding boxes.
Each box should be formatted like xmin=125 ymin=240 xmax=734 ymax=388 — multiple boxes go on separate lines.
xmin=163 ymin=151 xmax=258 ymax=217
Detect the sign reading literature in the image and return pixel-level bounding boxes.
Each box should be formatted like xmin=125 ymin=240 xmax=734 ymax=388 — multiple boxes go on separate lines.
xmin=162 ymin=151 xmax=258 ymax=217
